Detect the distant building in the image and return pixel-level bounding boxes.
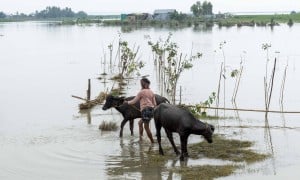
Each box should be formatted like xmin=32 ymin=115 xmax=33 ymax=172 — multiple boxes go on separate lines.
xmin=153 ymin=9 xmax=176 ymax=20
xmin=215 ymin=12 xmax=232 ymax=19
xmin=121 ymin=13 xmax=152 ymax=22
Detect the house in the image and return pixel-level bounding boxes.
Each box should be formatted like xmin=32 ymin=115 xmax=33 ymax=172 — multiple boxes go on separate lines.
xmin=121 ymin=13 xmax=152 ymax=22
xmin=153 ymin=9 xmax=176 ymax=20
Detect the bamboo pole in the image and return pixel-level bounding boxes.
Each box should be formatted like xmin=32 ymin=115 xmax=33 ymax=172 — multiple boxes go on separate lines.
xmin=280 ymin=61 xmax=288 ymax=110
xmin=216 ymin=62 xmax=223 ymax=116
xmin=266 ymin=58 xmax=277 ymax=116
xmin=71 ymin=95 xmax=88 ymax=101
xmin=232 ymin=65 xmax=243 ymax=102
xmin=179 ymin=86 xmax=182 ymax=105
xmin=184 ymin=105 xmax=300 ymax=114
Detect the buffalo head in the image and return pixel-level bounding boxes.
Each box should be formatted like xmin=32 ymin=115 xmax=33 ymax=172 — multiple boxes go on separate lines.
xmin=203 ymin=123 xmax=214 ymax=143
xmin=102 ymin=95 xmax=125 ymax=110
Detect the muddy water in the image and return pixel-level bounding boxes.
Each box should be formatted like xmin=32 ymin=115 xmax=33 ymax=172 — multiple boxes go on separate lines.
xmin=1 ymin=22 xmax=300 ymax=179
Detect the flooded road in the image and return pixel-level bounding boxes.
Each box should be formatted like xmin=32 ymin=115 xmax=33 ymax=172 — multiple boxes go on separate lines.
xmin=1 ymin=21 xmax=300 ymax=179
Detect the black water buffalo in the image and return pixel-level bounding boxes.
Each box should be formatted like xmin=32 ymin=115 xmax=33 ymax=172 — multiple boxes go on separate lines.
xmin=102 ymin=94 xmax=169 ymax=137
xmin=153 ymin=103 xmax=215 ymax=161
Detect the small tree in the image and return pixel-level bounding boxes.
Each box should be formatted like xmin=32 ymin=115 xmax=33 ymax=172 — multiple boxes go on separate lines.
xmin=170 ymin=10 xmax=188 ymax=22
xmin=147 ymin=33 xmax=202 ymax=104
xmin=202 ymin=1 xmax=213 ymax=15
xmin=119 ymin=41 xmax=144 ymax=78
xmin=0 ymin=12 xmax=6 ymax=18
xmin=287 ymin=18 xmax=294 ymax=27
xmin=191 ymin=1 xmax=202 ymax=17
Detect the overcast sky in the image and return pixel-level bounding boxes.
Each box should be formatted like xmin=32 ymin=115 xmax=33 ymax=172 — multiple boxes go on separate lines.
xmin=1 ymin=0 xmax=300 ymax=14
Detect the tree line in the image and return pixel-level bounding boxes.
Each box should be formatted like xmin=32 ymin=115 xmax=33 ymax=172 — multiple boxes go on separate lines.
xmin=1 ymin=2 xmax=213 ymax=20
xmin=170 ymin=1 xmax=213 ymax=21
xmin=0 ymin=6 xmax=88 ymax=19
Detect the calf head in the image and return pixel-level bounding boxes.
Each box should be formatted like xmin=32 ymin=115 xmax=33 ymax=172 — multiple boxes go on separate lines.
xmin=203 ymin=123 xmax=214 ymax=143
xmin=102 ymin=95 xmax=125 ymax=110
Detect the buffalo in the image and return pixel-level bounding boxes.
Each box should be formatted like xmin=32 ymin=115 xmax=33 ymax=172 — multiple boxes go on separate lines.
xmin=153 ymin=103 xmax=215 ymax=161
xmin=102 ymin=94 xmax=169 ymax=137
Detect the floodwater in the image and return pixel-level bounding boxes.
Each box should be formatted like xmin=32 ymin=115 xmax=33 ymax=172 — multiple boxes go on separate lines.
xmin=1 ymin=21 xmax=300 ymax=179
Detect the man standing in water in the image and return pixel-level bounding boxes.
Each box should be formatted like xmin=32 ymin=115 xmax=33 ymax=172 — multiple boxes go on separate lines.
xmin=124 ymin=78 xmax=157 ymax=143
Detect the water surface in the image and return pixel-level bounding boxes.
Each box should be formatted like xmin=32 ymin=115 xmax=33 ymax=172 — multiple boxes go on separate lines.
xmin=1 ymin=22 xmax=300 ymax=179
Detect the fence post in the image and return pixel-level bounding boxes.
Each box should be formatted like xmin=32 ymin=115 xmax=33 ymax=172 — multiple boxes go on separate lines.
xmin=87 ymin=79 xmax=91 ymax=102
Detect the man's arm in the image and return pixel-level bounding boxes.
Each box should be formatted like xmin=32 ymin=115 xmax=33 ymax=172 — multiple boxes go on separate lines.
xmin=127 ymin=91 xmax=141 ymax=105
xmin=152 ymin=94 xmax=157 ymax=106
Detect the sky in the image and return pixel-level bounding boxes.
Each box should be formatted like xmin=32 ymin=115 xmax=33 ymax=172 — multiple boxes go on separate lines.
xmin=0 ymin=0 xmax=300 ymax=15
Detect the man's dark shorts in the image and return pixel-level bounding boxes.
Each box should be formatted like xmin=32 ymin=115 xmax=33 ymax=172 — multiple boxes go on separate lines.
xmin=141 ymin=107 xmax=154 ymax=123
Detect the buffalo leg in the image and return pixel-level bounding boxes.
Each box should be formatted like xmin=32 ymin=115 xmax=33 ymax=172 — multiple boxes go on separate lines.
xmin=179 ymin=135 xmax=189 ymax=161
xmin=155 ymin=120 xmax=164 ymax=155
xmin=165 ymin=129 xmax=180 ymax=155
xmin=129 ymin=119 xmax=134 ymax=136
xmin=119 ymin=119 xmax=128 ymax=137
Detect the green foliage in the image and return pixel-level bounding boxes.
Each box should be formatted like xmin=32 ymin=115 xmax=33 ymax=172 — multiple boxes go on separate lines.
xmin=190 ymin=135 xmax=269 ymax=163
xmin=288 ymin=18 xmax=294 ymax=26
xmin=119 ymin=40 xmax=144 ymax=77
xmin=147 ymin=33 xmax=202 ymax=103
xmin=170 ymin=10 xmax=188 ymax=22
xmin=190 ymin=1 xmax=213 ymax=17
xmin=147 ymin=33 xmax=173 ymax=61
xmin=34 ymin=6 xmax=87 ymax=19
xmin=190 ymin=1 xmax=203 ymax=17
xmin=0 ymin=12 xmax=6 ymax=19
xmin=230 ymin=69 xmax=239 ymax=78
xmin=189 ymin=92 xmax=216 ymax=116
xmin=202 ymin=1 xmax=213 ymax=15
xmin=76 ymin=11 xmax=88 ymax=18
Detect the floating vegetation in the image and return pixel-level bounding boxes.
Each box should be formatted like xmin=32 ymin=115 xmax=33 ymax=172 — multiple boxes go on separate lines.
xmin=110 ymin=74 xmax=123 ymax=80
xmin=99 ymin=121 xmax=118 ymax=131
xmin=110 ymin=88 xmax=125 ymax=96
xmin=79 ymin=92 xmax=107 ymax=110
xmin=106 ymin=135 xmax=269 ymax=179
xmin=173 ymin=165 xmax=237 ymax=180
xmin=188 ymin=135 xmax=269 ymax=163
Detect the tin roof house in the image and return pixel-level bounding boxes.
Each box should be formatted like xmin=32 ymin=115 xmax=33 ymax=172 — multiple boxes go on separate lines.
xmin=153 ymin=9 xmax=176 ymax=20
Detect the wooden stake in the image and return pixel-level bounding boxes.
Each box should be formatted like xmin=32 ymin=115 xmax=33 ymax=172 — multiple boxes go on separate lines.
xmin=87 ymin=79 xmax=91 ymax=102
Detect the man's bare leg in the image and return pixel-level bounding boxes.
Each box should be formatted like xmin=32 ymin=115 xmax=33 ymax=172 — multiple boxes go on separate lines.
xmin=144 ymin=122 xmax=154 ymax=143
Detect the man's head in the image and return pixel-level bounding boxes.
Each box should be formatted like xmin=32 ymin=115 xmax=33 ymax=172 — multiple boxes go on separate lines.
xmin=140 ymin=77 xmax=150 ymax=89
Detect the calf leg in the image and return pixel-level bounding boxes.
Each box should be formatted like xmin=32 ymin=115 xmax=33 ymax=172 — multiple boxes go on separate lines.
xmin=155 ymin=120 xmax=164 ymax=155
xmin=129 ymin=119 xmax=134 ymax=136
xmin=119 ymin=119 xmax=128 ymax=137
xmin=165 ymin=129 xmax=180 ymax=155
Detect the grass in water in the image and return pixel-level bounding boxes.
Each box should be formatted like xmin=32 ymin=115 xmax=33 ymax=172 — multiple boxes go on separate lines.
xmin=99 ymin=121 xmax=118 ymax=131
xmin=106 ymin=135 xmax=269 ymax=179
xmin=188 ymin=135 xmax=269 ymax=163
xmin=173 ymin=165 xmax=237 ymax=180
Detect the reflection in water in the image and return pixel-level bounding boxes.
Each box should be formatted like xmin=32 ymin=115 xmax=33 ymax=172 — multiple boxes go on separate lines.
xmin=107 ymin=138 xmax=167 ymax=179
xmin=108 ymin=138 xmax=196 ymax=180
xmin=264 ymin=115 xmax=276 ymax=175
xmin=192 ymin=24 xmax=213 ymax=32
xmin=79 ymin=109 xmax=92 ymax=124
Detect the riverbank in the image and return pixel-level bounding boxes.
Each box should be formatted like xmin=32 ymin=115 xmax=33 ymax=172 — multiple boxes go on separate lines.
xmin=1 ymin=13 xmax=300 ymax=28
